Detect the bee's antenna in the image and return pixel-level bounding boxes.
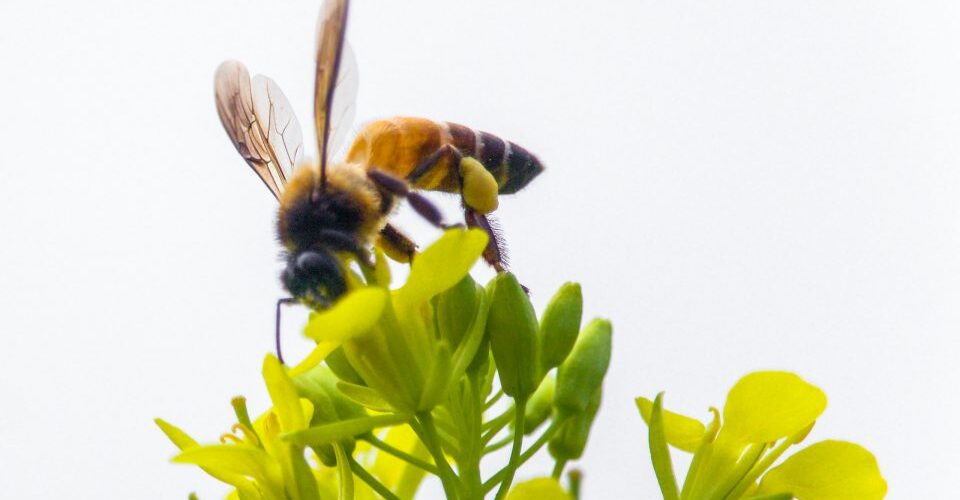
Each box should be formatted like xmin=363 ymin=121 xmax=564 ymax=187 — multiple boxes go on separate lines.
xmin=275 ymin=297 xmax=296 ymax=364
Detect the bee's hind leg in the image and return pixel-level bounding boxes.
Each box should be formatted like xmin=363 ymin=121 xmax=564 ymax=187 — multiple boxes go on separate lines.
xmin=367 ymin=169 xmax=460 ymax=229
xmin=464 ymin=208 xmax=508 ymax=273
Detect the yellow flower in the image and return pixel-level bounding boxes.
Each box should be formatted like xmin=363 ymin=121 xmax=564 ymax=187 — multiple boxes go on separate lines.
xmin=637 ymin=371 xmax=887 ymax=500
xmin=506 ymin=477 xmax=572 ymax=500
xmin=303 ymin=228 xmax=491 ymax=414
xmin=157 ymin=355 xmax=323 ymax=500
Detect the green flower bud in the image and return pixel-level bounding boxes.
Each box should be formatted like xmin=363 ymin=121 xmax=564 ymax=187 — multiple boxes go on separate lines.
xmin=523 ymin=375 xmax=556 ymax=435
xmin=554 ymin=318 xmax=612 ymax=415
xmin=434 ymin=275 xmax=481 ymax=348
xmin=539 ymin=282 xmax=583 ymax=370
xmin=486 ymin=272 xmax=541 ymax=400
xmin=549 ymin=387 xmax=602 ymax=461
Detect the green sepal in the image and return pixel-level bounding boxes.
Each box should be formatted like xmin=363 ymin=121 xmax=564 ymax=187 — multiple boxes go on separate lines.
xmin=486 ymin=272 xmax=541 ymax=399
xmin=324 ymin=346 xmax=366 ymax=386
xmin=554 ymin=318 xmax=612 ymax=415
xmin=335 ymin=381 xmax=394 ymax=413
xmin=289 ymin=445 xmax=321 ymax=500
xmin=648 ymin=392 xmax=679 ymax=500
xmin=283 ymin=414 xmax=409 ymax=447
xmin=539 ymin=282 xmax=583 ymax=370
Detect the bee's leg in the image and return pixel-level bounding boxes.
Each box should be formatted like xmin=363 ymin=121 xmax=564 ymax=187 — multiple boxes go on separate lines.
xmin=368 ymin=169 xmax=458 ymax=229
xmin=378 ymin=223 xmax=417 ymax=264
xmin=464 ymin=208 xmax=508 ymax=273
xmin=275 ymin=297 xmax=297 ymax=364
xmin=407 ymin=144 xmax=460 ymax=184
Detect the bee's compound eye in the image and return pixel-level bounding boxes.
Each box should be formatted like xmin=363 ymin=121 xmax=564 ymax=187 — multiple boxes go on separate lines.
xmin=295 ymin=251 xmax=333 ymax=274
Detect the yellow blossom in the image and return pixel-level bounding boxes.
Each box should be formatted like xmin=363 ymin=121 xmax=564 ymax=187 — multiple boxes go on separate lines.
xmin=637 ymin=371 xmax=887 ymax=500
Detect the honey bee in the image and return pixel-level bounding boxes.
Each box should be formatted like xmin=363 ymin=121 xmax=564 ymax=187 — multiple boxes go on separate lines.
xmin=214 ymin=0 xmax=543 ymax=355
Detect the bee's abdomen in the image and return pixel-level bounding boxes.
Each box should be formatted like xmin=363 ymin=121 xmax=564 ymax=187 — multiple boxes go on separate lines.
xmin=445 ymin=122 xmax=544 ymax=195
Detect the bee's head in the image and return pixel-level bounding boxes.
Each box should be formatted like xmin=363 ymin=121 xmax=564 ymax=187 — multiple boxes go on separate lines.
xmin=281 ymin=248 xmax=346 ymax=306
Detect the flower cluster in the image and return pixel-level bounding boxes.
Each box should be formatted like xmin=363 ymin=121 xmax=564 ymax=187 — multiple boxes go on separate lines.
xmin=158 ymin=229 xmax=613 ymax=499
xmin=157 ymin=228 xmax=886 ymax=499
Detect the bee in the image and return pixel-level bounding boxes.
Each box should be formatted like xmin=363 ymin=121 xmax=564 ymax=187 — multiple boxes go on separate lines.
xmin=214 ymin=0 xmax=543 ymax=356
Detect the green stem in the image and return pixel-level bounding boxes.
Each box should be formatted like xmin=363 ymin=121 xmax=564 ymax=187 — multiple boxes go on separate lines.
xmin=483 ymin=389 xmax=505 ymax=411
xmin=483 ymin=435 xmax=514 ymax=455
xmin=348 ymin=456 xmax=401 ymax=500
xmin=568 ymin=469 xmax=582 ymax=500
xmin=482 ymin=418 xmax=565 ymax=493
xmin=494 ymin=397 xmax=527 ymax=500
xmin=481 ymin=406 xmax=515 ymax=434
xmin=415 ymin=412 xmax=462 ymax=500
xmin=551 ymin=458 xmax=567 ymax=479
xmin=334 ymin=443 xmax=354 ymax=500
xmin=362 ymin=434 xmax=439 ymax=474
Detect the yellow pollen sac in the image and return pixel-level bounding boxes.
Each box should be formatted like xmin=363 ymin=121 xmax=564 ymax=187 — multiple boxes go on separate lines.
xmin=230 ymin=423 xmax=260 ymax=446
xmin=460 ymin=157 xmax=500 ymax=214
xmin=219 ymin=433 xmax=242 ymax=445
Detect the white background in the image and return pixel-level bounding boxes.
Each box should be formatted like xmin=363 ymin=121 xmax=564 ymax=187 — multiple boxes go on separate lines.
xmin=1 ymin=0 xmax=958 ymax=498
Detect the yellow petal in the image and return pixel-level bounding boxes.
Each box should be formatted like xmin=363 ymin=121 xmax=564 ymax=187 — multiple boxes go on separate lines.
xmin=636 ymin=397 xmax=707 ymax=453
xmin=288 ymin=340 xmax=340 ymax=378
xmin=262 ymin=354 xmax=306 ymax=432
xmin=507 ymin=478 xmax=572 ymax=500
xmin=173 ymin=444 xmax=279 ymax=486
xmin=303 ymin=287 xmax=388 ymax=342
xmin=723 ymin=371 xmax=826 ymax=444
xmin=397 ymin=228 xmax=488 ymax=307
xmin=155 ymin=418 xmax=247 ymax=486
xmin=757 ymin=440 xmax=887 ymax=500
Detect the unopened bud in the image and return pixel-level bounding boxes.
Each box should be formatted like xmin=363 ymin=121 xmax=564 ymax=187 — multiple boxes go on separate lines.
xmin=523 ymin=376 xmax=556 ymax=435
xmin=549 ymin=387 xmax=602 ymax=461
xmin=486 ymin=272 xmax=541 ymax=400
xmin=554 ymin=318 xmax=612 ymax=415
xmin=434 ymin=275 xmax=481 ymax=348
xmin=539 ymin=282 xmax=583 ymax=370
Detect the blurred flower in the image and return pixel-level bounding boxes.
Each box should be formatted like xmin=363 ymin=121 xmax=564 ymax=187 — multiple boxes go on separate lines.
xmin=507 ymin=477 xmax=572 ymax=500
xmin=637 ymin=371 xmax=887 ymax=500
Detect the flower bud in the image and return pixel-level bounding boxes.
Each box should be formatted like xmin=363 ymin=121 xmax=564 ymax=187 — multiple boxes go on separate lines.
xmin=549 ymin=387 xmax=602 ymax=461
xmin=486 ymin=272 xmax=541 ymax=400
xmin=434 ymin=275 xmax=481 ymax=348
xmin=554 ymin=318 xmax=612 ymax=415
xmin=539 ymin=282 xmax=583 ymax=370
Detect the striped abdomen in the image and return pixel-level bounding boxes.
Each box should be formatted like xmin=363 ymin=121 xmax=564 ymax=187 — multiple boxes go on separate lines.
xmin=345 ymin=117 xmax=544 ymax=195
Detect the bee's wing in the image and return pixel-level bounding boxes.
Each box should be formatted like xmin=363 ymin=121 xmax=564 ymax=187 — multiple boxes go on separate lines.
xmin=214 ymin=60 xmax=304 ymax=200
xmin=326 ymin=42 xmax=358 ymax=163
xmin=314 ymin=0 xmax=350 ymax=183
xmin=251 ymin=74 xmax=305 ymax=176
